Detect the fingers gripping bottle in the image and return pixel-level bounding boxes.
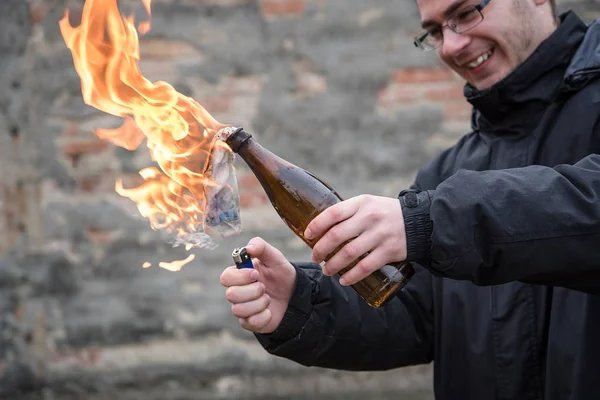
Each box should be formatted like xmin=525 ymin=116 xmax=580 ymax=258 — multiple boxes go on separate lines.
xmin=223 ymin=127 xmax=414 ymax=308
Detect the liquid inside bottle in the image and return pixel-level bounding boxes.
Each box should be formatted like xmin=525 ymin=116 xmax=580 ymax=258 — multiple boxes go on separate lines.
xmin=225 ymin=128 xmax=414 ymax=308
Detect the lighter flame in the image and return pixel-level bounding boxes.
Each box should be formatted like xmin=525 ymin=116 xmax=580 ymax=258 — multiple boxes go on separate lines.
xmin=59 ymin=0 xmax=234 ymax=270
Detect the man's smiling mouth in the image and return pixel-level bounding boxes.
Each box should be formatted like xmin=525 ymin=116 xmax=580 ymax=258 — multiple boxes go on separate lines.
xmin=464 ymin=48 xmax=494 ymax=69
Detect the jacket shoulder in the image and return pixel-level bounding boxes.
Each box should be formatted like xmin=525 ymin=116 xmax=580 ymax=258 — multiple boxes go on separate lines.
xmin=413 ymin=132 xmax=476 ymax=191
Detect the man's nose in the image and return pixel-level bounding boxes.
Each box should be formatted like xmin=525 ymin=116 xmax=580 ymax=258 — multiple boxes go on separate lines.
xmin=439 ymin=28 xmax=471 ymax=58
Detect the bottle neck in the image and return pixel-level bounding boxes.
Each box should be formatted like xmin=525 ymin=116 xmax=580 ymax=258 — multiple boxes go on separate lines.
xmin=225 ymin=128 xmax=252 ymax=153
xmin=225 ymin=129 xmax=284 ymax=170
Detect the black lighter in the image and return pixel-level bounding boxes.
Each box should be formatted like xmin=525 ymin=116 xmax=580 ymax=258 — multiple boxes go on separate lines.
xmin=232 ymin=247 xmax=254 ymax=269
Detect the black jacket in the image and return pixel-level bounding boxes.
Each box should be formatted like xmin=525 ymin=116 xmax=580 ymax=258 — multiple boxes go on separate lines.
xmin=256 ymin=12 xmax=600 ymax=400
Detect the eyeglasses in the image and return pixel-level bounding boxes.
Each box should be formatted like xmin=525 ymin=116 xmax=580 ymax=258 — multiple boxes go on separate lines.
xmin=414 ymin=0 xmax=492 ymax=51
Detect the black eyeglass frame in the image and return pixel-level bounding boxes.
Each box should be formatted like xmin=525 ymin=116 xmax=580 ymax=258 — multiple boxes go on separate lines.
xmin=413 ymin=0 xmax=492 ymax=51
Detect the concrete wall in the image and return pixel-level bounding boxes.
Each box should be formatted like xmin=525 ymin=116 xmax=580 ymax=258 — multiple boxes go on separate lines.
xmin=0 ymin=0 xmax=598 ymax=399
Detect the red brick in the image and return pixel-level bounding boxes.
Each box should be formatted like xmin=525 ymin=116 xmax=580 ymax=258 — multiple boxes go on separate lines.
xmin=239 ymin=192 xmax=269 ymax=208
xmin=197 ymin=96 xmax=231 ymax=113
xmin=425 ymin=83 xmax=465 ymax=101
xmin=377 ymin=83 xmax=423 ymax=106
xmin=392 ymin=67 xmax=454 ymax=84
xmin=444 ymin=101 xmax=472 ymax=121
xmin=296 ymin=72 xmax=327 ymax=95
xmin=63 ymin=123 xmax=78 ymax=137
xmin=237 ymin=174 xmax=263 ymax=191
xmin=30 ymin=3 xmax=48 ymax=24
xmin=140 ymin=39 xmax=204 ymax=60
xmin=53 ymin=347 xmax=102 ymax=367
xmin=78 ymin=176 xmax=103 ymax=192
xmin=62 ymin=139 xmax=110 ymax=156
xmin=119 ymin=173 xmax=146 ymax=189
xmin=85 ymin=227 xmax=114 ymax=244
xmin=261 ymin=0 xmax=305 ymax=16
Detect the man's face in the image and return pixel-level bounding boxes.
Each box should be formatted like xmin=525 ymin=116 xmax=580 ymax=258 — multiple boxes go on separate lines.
xmin=417 ymin=0 xmax=539 ymax=90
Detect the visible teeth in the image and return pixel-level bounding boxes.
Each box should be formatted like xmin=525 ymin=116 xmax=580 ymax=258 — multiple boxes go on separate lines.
xmin=466 ymin=50 xmax=492 ymax=69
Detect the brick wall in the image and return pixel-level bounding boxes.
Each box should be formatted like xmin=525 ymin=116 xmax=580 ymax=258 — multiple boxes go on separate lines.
xmin=0 ymin=0 xmax=598 ymax=399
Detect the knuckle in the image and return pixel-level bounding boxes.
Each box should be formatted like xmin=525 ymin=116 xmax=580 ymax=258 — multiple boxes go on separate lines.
xmin=247 ymin=313 xmax=263 ymax=328
xmin=219 ymin=267 xmax=233 ymax=286
xmin=239 ymin=318 xmax=251 ymax=331
xmin=384 ymin=242 xmax=399 ymax=260
xmin=330 ymin=206 xmax=344 ymax=220
xmin=329 ymin=226 xmax=343 ymax=242
xmin=355 ymin=260 xmax=374 ymax=275
xmin=249 ymin=236 xmax=261 ymax=245
xmin=257 ymin=282 xmax=267 ymax=295
xmin=225 ymin=286 xmax=242 ymax=303
xmin=360 ymin=194 xmax=373 ymax=204
xmin=262 ymin=294 xmax=271 ymax=309
xmin=312 ymin=246 xmax=325 ymax=262
xmin=365 ymin=207 xmax=383 ymax=221
xmin=225 ymin=287 xmax=237 ymax=302
xmin=256 ymin=309 xmax=272 ymax=329
xmin=307 ymin=218 xmax=319 ymax=232
xmin=341 ymin=242 xmax=359 ymax=259
xmin=231 ymin=303 xmax=243 ymax=317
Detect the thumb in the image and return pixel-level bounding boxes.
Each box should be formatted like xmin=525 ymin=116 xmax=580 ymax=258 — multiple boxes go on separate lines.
xmin=245 ymin=237 xmax=286 ymax=268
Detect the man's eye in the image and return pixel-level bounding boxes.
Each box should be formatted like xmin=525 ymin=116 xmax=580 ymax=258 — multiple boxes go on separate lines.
xmin=428 ymin=28 xmax=443 ymax=39
xmin=456 ymin=7 xmax=477 ymax=21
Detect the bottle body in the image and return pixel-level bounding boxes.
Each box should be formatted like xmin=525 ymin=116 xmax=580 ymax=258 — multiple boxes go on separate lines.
xmin=226 ymin=129 xmax=414 ymax=308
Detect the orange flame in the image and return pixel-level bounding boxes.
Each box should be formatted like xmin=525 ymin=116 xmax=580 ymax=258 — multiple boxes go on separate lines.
xmin=59 ymin=0 xmax=234 ymax=271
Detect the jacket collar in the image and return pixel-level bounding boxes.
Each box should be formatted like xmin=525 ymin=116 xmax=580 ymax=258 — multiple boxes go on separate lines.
xmin=464 ymin=11 xmax=587 ymax=129
xmin=563 ymin=15 xmax=600 ymax=90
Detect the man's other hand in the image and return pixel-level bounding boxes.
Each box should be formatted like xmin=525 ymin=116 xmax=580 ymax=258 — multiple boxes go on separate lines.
xmin=220 ymin=237 xmax=297 ymax=334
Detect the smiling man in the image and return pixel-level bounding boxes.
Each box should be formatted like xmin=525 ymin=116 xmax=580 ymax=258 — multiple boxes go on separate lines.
xmin=417 ymin=0 xmax=558 ymax=89
xmin=221 ymin=0 xmax=600 ymax=398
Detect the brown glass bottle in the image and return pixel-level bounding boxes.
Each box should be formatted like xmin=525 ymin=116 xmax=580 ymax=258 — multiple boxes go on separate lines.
xmin=225 ymin=128 xmax=414 ymax=308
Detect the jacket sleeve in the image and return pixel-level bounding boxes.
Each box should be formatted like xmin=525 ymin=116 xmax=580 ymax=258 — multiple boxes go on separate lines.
xmin=402 ymin=152 xmax=600 ymax=294
xmin=254 ymin=261 xmax=434 ymax=371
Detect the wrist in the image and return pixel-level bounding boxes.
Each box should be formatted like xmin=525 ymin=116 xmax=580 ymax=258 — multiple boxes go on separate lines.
xmin=398 ymin=189 xmax=434 ymax=265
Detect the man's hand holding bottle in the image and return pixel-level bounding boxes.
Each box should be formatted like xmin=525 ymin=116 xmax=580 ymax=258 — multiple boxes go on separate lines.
xmin=304 ymin=194 xmax=407 ymax=286
xmin=220 ymin=237 xmax=297 ymax=333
